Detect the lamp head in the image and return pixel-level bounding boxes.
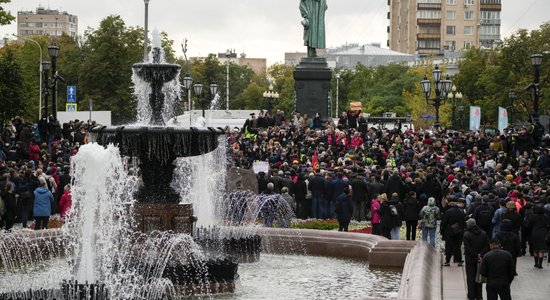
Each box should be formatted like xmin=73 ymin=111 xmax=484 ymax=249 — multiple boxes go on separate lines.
xmin=209 ymin=82 xmax=218 ymax=96
xmin=48 ymin=45 xmax=60 ymax=58
xmin=183 ymin=74 xmax=192 ymax=90
xmin=193 ymin=83 xmax=203 ymax=96
xmin=421 ymin=75 xmax=431 ymax=97
xmin=42 ymin=60 xmax=51 ymax=71
xmin=531 ymin=53 xmax=543 ymax=67
xmin=432 ymin=65 xmax=442 ymax=82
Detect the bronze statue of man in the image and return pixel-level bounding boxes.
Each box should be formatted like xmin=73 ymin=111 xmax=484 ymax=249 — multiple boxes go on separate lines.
xmin=300 ymin=0 xmax=327 ymax=58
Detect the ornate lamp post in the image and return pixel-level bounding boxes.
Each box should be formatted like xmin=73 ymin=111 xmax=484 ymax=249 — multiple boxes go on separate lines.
xmin=47 ymin=44 xmax=60 ymax=121
xmin=421 ymin=65 xmax=453 ymax=128
xmin=193 ymin=82 xmax=218 ymax=118
xmin=182 ymin=73 xmax=193 ymax=124
xmin=42 ymin=61 xmax=51 ymax=120
xmin=263 ymin=84 xmax=279 ymax=113
xmin=449 ymin=85 xmax=463 ymax=129
xmin=225 ymin=49 xmax=231 ymax=111
xmin=335 ymin=73 xmax=340 ymax=118
xmin=143 ymin=0 xmax=150 ymax=61
xmin=530 ymin=53 xmax=543 ymax=118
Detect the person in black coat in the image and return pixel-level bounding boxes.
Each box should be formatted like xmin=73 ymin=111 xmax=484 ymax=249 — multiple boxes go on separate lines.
xmin=294 ymin=174 xmax=308 ymax=219
xmin=384 ymin=172 xmax=405 ymax=201
xmin=351 ymin=174 xmax=369 ymax=221
xmin=257 ymin=172 xmax=268 ymax=194
xmin=2 ymin=182 xmax=19 ymax=230
xmin=335 ymin=185 xmax=353 ymax=231
xmin=480 ymin=238 xmax=516 ymax=300
xmin=495 ymin=219 xmax=521 ymax=274
xmin=441 ymin=200 xmax=466 ymax=266
xmin=463 ymin=218 xmax=489 ymax=300
xmin=525 ymin=205 xmax=550 ymax=269
xmin=308 ymin=170 xmax=326 ymax=219
xmin=403 ymin=191 xmax=420 ymax=240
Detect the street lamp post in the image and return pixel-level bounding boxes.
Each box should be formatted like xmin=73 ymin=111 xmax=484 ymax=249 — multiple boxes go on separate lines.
xmin=143 ymin=0 xmax=150 ymax=61
xmin=449 ymin=85 xmax=463 ymax=130
xmin=508 ymin=91 xmax=516 ymax=125
xmin=335 ymin=73 xmax=340 ymax=118
xmin=42 ymin=61 xmax=51 ymax=121
xmin=193 ymin=82 xmax=218 ymax=118
xmin=48 ymin=45 xmax=60 ymax=121
xmin=531 ymin=53 xmax=543 ymax=118
xmin=225 ymin=49 xmax=231 ymax=111
xmin=263 ymin=84 xmax=280 ymax=113
xmin=14 ymin=34 xmax=43 ymax=120
xmin=182 ymin=74 xmax=193 ymax=124
xmin=421 ymin=65 xmax=453 ymax=128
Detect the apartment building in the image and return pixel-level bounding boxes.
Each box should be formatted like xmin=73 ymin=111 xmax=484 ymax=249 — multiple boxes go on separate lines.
xmin=388 ymin=0 xmax=501 ymax=56
xmin=17 ymin=7 xmax=78 ymax=38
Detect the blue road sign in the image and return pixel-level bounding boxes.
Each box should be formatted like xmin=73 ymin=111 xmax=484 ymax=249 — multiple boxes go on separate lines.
xmin=420 ymin=114 xmax=437 ymax=119
xmin=66 ymin=103 xmax=78 ymax=112
xmin=67 ymin=85 xmax=77 ymax=103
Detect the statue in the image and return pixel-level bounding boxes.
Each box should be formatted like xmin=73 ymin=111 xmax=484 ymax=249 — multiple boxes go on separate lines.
xmin=299 ymin=0 xmax=327 ymax=58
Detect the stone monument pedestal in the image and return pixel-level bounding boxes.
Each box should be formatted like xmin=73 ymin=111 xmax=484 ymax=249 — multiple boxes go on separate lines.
xmin=293 ymin=57 xmax=332 ymax=122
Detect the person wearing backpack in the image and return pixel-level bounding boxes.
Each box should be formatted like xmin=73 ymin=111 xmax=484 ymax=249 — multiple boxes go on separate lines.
xmin=419 ymin=197 xmax=440 ymax=248
xmin=492 ymin=199 xmax=508 ymax=237
xmin=474 ymin=196 xmax=495 ymax=238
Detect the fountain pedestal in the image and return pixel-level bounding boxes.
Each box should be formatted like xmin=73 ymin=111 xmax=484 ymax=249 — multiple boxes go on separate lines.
xmin=134 ymin=203 xmax=196 ymax=233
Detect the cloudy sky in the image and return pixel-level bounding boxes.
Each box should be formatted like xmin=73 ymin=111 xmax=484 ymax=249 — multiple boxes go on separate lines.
xmin=1 ymin=0 xmax=549 ymax=65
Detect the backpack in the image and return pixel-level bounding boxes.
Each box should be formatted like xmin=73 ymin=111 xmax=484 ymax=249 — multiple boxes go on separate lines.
xmin=477 ymin=209 xmax=492 ymax=229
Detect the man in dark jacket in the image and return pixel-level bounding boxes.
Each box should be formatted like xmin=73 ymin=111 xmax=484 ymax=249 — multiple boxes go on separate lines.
xmin=335 ymin=185 xmax=353 ymax=231
xmin=495 ymin=219 xmax=521 ymax=275
xmin=441 ymin=200 xmax=466 ymax=266
xmin=474 ymin=197 xmax=495 ymax=238
xmin=308 ymin=170 xmax=326 ymax=219
xmin=330 ymin=172 xmax=348 ymax=218
xmin=480 ymin=238 xmax=516 ymax=300
xmin=351 ymin=174 xmax=369 ymax=221
xmin=463 ymin=218 xmax=489 ymax=300
xmin=384 ymin=171 xmax=405 ymax=201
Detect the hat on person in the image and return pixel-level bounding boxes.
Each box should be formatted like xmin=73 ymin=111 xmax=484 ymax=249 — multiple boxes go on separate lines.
xmin=447 ymin=174 xmax=455 ymax=182
xmin=466 ymin=218 xmax=476 ymax=228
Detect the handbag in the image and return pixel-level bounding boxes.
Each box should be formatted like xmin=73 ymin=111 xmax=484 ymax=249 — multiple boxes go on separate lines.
xmin=475 ymin=261 xmax=487 ymax=284
xmin=366 ymin=210 xmax=373 ymax=220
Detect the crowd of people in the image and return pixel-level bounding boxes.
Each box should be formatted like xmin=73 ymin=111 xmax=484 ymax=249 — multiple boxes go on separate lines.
xmin=2 ymin=109 xmax=550 ymax=298
xmin=230 ymin=110 xmax=550 ymax=300
xmin=0 ymin=117 xmax=94 ymax=230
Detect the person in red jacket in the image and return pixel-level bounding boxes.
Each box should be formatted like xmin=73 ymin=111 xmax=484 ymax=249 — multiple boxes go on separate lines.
xmin=59 ymin=184 xmax=72 ymax=221
xmin=29 ymin=139 xmax=41 ymax=164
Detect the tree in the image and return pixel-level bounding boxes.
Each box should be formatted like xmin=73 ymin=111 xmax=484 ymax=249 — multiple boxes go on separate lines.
xmin=0 ymin=47 xmax=24 ymax=121
xmin=268 ymin=64 xmax=295 ymax=116
xmin=0 ymin=0 xmax=15 ymax=25
xmin=78 ymin=15 xmax=144 ymax=124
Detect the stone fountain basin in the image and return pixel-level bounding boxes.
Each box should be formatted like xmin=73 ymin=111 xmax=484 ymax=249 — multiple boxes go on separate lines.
xmin=89 ymin=126 xmax=225 ymax=161
xmin=133 ymin=63 xmax=181 ymax=84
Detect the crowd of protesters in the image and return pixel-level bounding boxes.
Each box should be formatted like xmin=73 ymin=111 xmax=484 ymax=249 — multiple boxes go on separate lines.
xmin=229 ymin=109 xmax=550 ymax=298
xmin=0 ymin=116 xmax=95 ymax=230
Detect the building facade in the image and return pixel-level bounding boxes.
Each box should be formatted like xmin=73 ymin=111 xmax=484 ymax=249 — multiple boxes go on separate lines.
xmin=388 ymin=0 xmax=501 ymax=56
xmin=17 ymin=7 xmax=78 ymax=38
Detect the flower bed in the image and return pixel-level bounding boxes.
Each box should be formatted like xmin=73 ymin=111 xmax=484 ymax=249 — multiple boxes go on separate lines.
xmin=291 ymin=219 xmax=339 ymax=230
xmin=349 ymin=227 xmax=373 ymax=234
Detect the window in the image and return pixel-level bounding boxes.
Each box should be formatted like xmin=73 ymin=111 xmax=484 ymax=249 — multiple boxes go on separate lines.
xmin=417 ymin=10 xmax=441 ymax=19
xmin=464 ymin=0 xmax=474 ymax=5
xmin=464 ymin=41 xmax=473 ymax=49
xmin=446 ymin=11 xmax=456 ymax=20
xmin=446 ymin=26 xmax=456 ymax=35
xmin=418 ymin=40 xmax=441 ymax=49
xmin=447 ymin=0 xmax=457 ymax=4
xmin=480 ymin=26 xmax=500 ymax=35
xmin=465 ymin=11 xmax=474 ymax=20
xmin=480 ymin=10 xmax=500 ymax=20
xmin=464 ymin=26 xmax=474 ymax=35
xmin=445 ymin=40 xmax=457 ymax=50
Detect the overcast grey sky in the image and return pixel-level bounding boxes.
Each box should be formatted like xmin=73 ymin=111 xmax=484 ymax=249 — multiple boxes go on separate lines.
xmin=2 ymin=0 xmax=549 ymax=65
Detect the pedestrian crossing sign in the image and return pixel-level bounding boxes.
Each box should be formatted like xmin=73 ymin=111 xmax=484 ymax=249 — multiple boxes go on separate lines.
xmin=66 ymin=103 xmax=78 ymax=112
